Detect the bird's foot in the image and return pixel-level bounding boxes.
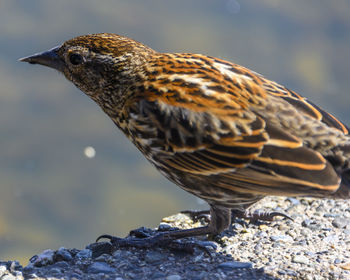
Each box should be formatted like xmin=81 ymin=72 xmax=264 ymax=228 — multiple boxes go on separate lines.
xmin=232 ymin=209 xmax=293 ymax=223
xmin=96 ymin=228 xmax=216 ymax=254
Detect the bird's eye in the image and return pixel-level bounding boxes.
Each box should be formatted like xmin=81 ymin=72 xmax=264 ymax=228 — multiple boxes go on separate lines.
xmin=69 ymin=53 xmax=84 ymax=65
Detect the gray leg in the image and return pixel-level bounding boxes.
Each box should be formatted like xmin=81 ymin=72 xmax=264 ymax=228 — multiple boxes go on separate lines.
xmin=96 ymin=205 xmax=231 ymax=251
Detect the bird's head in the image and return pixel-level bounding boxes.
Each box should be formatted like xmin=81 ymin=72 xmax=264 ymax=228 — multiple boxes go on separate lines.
xmin=20 ymin=33 xmax=155 ymax=106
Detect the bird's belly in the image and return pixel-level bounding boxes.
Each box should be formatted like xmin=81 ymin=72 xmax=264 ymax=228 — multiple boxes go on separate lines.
xmin=148 ymin=158 xmax=263 ymax=209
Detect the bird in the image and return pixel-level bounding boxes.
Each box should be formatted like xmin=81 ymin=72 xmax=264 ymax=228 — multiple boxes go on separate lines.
xmin=20 ymin=33 xmax=350 ymax=248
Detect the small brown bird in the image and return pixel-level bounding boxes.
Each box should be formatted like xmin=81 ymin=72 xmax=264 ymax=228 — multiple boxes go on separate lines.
xmin=20 ymin=33 xmax=350 ymax=247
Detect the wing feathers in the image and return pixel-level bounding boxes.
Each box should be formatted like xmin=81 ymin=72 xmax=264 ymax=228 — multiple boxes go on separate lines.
xmin=264 ymin=82 xmax=349 ymax=135
xmin=129 ymin=56 xmax=348 ymax=200
xmin=217 ymin=166 xmax=339 ymax=196
xmin=162 ymin=119 xmax=341 ymax=194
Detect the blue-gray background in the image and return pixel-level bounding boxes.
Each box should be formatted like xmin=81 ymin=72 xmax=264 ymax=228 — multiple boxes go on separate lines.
xmin=1 ymin=0 xmax=349 ymax=263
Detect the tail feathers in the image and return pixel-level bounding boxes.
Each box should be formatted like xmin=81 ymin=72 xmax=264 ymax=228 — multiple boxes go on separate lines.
xmin=327 ymin=143 xmax=350 ymax=198
xmin=339 ymin=145 xmax=350 ymax=165
xmin=331 ymin=168 xmax=350 ymax=198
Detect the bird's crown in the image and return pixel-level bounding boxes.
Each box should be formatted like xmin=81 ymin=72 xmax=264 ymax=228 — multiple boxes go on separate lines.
xmin=61 ymin=33 xmax=155 ymax=59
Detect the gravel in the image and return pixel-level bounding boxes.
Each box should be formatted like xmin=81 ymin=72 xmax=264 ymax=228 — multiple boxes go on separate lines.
xmin=1 ymin=196 xmax=350 ymax=279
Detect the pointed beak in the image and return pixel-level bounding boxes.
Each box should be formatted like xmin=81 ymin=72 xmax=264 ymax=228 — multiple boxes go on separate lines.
xmin=19 ymin=45 xmax=65 ymax=72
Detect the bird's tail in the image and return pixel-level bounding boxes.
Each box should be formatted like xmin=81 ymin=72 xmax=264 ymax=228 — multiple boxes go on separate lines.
xmin=331 ymin=169 xmax=350 ymax=198
xmin=327 ymin=144 xmax=350 ymax=198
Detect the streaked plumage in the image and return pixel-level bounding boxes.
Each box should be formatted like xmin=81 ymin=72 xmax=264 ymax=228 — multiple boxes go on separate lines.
xmin=20 ymin=33 xmax=350 ymax=239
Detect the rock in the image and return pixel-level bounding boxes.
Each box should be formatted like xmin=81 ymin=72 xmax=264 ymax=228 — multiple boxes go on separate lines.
xmin=0 ymin=265 xmax=7 ymax=277
xmin=54 ymin=261 xmax=69 ymax=268
xmin=322 ymin=234 xmax=338 ymax=243
xmin=292 ymin=255 xmax=309 ymax=265
xmin=166 ymin=275 xmax=182 ymax=280
xmin=151 ymin=271 xmax=167 ymax=279
xmin=2 ymin=275 xmax=16 ymax=280
xmin=145 ymin=251 xmax=167 ymax=264
xmin=86 ymin=262 xmax=116 ymax=274
xmin=76 ymin=249 xmax=92 ymax=260
xmin=2 ymin=196 xmax=350 ymax=279
xmin=232 ymin=223 xmax=243 ymax=230
xmin=340 ymin=262 xmax=350 ymax=270
xmin=332 ymin=217 xmax=350 ymax=229
xmin=29 ymin=249 xmax=55 ymax=267
xmin=301 ymin=219 xmax=321 ymax=230
xmin=49 ymin=267 xmax=62 ymax=275
xmin=158 ymin=223 xmax=172 ymax=231
xmin=54 ymin=247 xmax=73 ymax=262
xmin=324 ymin=213 xmax=339 ymax=218
xmin=286 ymin=197 xmax=300 ymax=205
xmin=217 ymin=261 xmax=253 ymax=270
xmin=270 ymin=235 xmax=293 ymax=242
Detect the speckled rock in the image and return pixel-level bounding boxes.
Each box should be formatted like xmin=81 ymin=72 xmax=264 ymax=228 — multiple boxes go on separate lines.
xmin=1 ymin=197 xmax=350 ymax=279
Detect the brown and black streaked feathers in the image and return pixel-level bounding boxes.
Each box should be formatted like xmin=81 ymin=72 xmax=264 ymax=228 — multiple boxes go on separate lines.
xmin=20 ymin=33 xmax=350 ymax=219
xmin=121 ymin=52 xmax=348 ymax=201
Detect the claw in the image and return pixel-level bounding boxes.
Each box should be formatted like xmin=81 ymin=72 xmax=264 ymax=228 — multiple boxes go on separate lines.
xmin=96 ymin=234 xmax=117 ymax=243
xmin=181 ymin=210 xmax=211 ymax=223
xmin=95 ymin=232 xmax=215 ymax=254
xmin=232 ymin=209 xmax=293 ymax=222
xmin=258 ymin=211 xmax=293 ymax=222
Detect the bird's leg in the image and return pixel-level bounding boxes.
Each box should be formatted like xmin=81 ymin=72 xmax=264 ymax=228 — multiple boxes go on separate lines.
xmin=96 ymin=206 xmax=230 ymax=253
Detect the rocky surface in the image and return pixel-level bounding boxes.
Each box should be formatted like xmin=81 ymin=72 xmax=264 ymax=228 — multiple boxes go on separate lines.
xmin=1 ymin=196 xmax=350 ymax=279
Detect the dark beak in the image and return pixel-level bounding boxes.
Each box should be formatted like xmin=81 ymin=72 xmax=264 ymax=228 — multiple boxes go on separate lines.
xmin=19 ymin=45 xmax=65 ymax=72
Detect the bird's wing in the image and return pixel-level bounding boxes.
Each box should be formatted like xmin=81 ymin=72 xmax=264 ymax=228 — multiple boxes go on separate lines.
xmin=262 ymin=79 xmax=349 ymax=135
xmin=134 ymin=54 xmax=343 ymax=195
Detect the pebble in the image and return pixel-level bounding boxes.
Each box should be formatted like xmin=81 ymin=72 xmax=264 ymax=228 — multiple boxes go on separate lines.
xmin=158 ymin=222 xmax=172 ymax=231
xmin=55 ymin=247 xmax=73 ymax=262
xmin=324 ymin=213 xmax=339 ymax=218
xmin=256 ymin=231 xmax=268 ymax=238
xmin=151 ymin=272 xmax=167 ymax=279
xmin=232 ymin=223 xmax=243 ymax=230
xmin=145 ymin=251 xmax=167 ymax=264
xmin=166 ymin=275 xmax=182 ymax=280
xmin=217 ymin=261 xmax=253 ymax=270
xmin=322 ymin=234 xmax=338 ymax=243
xmin=29 ymin=249 xmax=55 ymax=267
xmin=258 ymin=224 xmax=269 ymax=231
xmin=2 ymin=275 xmax=16 ymax=280
xmin=332 ymin=217 xmax=350 ymax=228
xmin=76 ymin=249 xmax=92 ymax=259
xmin=292 ymin=255 xmax=310 ymax=265
xmin=302 ymin=219 xmax=321 ymax=231
xmin=286 ymin=197 xmax=300 ymax=205
xmin=270 ymin=235 xmax=293 ymax=242
xmin=0 ymin=265 xmax=7 ymax=277
xmin=1 ymin=197 xmax=350 ymax=279
xmin=49 ymin=267 xmax=62 ymax=274
xmin=86 ymin=262 xmax=116 ymax=274
xmin=340 ymin=262 xmax=350 ymax=270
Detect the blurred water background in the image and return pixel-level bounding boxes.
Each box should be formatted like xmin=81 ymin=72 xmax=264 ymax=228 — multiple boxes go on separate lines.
xmin=0 ymin=0 xmax=349 ymax=263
